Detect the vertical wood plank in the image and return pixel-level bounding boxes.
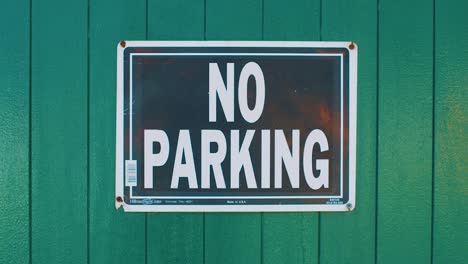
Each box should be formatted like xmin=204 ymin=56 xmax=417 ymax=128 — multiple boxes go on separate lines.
xmin=262 ymin=1 xmax=320 ymax=263
xmin=89 ymin=0 xmax=146 ymax=263
xmin=264 ymin=0 xmax=319 ymax=41
xmin=320 ymin=0 xmax=377 ymax=263
xmin=148 ymin=0 xmax=205 ymax=40
xmin=206 ymin=0 xmax=262 ymax=41
xmin=0 ymin=0 xmax=30 ymax=263
xmin=434 ymin=0 xmax=468 ymax=263
xmin=378 ymin=0 xmax=433 ymax=263
xmin=31 ymin=0 xmax=88 ymax=263
xmin=146 ymin=1 xmax=204 ymax=264
xmin=204 ymin=1 xmax=262 ymax=263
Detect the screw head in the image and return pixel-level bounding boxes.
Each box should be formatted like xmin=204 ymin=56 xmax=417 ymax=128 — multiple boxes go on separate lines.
xmin=346 ymin=203 xmax=353 ymax=210
xmin=120 ymin=40 xmax=126 ymax=48
xmin=116 ymin=196 xmax=123 ymax=202
xmin=348 ymin=42 xmax=355 ymax=50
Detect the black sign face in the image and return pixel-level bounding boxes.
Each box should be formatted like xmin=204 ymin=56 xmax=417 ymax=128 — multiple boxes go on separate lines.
xmin=116 ymin=41 xmax=357 ymax=212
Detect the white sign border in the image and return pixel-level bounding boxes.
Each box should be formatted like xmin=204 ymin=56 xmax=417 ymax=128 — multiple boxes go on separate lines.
xmin=116 ymin=41 xmax=357 ymax=212
xmin=129 ymin=52 xmax=344 ymax=199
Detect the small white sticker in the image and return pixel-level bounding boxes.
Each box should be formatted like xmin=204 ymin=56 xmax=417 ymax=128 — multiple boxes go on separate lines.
xmin=125 ymin=160 xmax=137 ymax=186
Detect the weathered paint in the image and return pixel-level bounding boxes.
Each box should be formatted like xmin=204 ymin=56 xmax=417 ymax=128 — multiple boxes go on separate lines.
xmin=0 ymin=1 xmax=30 ymax=264
xmin=433 ymin=0 xmax=468 ymax=263
xmin=0 ymin=0 xmax=466 ymax=264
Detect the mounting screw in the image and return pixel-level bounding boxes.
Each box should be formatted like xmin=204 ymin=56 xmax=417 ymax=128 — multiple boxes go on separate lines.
xmin=346 ymin=203 xmax=353 ymax=210
xmin=116 ymin=196 xmax=123 ymax=203
xmin=120 ymin=40 xmax=126 ymax=48
xmin=348 ymin=42 xmax=355 ymax=50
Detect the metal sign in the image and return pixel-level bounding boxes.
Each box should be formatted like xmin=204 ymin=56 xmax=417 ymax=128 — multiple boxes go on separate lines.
xmin=116 ymin=41 xmax=357 ymax=212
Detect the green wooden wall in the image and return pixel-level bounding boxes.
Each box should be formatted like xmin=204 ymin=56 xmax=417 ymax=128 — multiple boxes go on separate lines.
xmin=1 ymin=0 xmax=466 ymax=263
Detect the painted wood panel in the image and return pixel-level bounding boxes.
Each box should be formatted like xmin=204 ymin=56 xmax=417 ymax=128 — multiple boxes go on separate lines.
xmin=31 ymin=0 xmax=88 ymax=263
xmin=0 ymin=1 xmax=30 ymax=263
xmin=434 ymin=0 xmax=468 ymax=263
xmin=377 ymin=0 xmax=433 ymax=263
xmin=320 ymin=0 xmax=377 ymax=262
xmin=0 ymin=1 xmax=466 ymax=264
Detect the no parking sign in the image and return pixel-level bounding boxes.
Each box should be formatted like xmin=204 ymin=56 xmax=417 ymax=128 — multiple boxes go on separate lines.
xmin=115 ymin=41 xmax=357 ymax=212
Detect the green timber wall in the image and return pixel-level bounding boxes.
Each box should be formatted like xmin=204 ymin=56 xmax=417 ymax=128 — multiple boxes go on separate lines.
xmin=0 ymin=0 xmax=467 ymax=263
